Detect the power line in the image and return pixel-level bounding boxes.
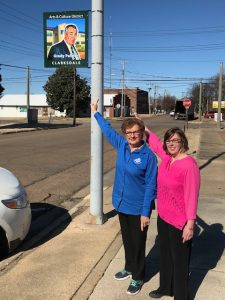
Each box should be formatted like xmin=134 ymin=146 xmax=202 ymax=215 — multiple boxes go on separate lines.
xmin=0 ymin=31 xmax=42 ymax=47
xmin=105 ymin=54 xmax=224 ymax=63
xmin=0 ymin=15 xmax=41 ymax=34
xmin=0 ymin=63 xmax=27 ymax=70
xmin=104 ymin=25 xmax=225 ymax=37
xmin=112 ymin=42 xmax=225 ymax=53
xmin=0 ymin=0 xmax=41 ymax=25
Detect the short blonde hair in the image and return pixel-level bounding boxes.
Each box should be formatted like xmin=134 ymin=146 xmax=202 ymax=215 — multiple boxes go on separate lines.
xmin=121 ymin=118 xmax=145 ymax=134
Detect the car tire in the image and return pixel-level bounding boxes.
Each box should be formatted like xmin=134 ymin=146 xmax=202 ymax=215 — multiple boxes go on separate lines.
xmin=0 ymin=227 xmax=9 ymax=259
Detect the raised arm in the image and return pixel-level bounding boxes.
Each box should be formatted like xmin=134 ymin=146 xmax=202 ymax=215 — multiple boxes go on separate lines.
xmin=145 ymin=127 xmax=165 ymax=159
xmin=132 ymin=117 xmax=165 ymax=160
xmin=90 ymin=101 xmax=124 ymax=149
xmin=134 ymin=113 xmax=166 ymax=159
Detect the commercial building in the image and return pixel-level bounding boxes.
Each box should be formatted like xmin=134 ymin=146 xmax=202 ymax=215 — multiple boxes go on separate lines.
xmin=104 ymin=88 xmax=148 ymax=117
xmin=0 ymin=94 xmax=65 ymax=118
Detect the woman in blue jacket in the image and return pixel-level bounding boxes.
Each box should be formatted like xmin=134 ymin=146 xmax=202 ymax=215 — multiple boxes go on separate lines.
xmin=91 ymin=102 xmax=157 ymax=296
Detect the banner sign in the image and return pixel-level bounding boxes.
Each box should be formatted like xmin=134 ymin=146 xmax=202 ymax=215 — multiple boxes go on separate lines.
xmin=43 ymin=11 xmax=89 ymax=68
xmin=212 ymin=101 xmax=225 ymax=109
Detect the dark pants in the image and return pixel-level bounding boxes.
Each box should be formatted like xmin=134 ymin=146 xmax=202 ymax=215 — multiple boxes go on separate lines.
xmin=118 ymin=212 xmax=148 ymax=281
xmin=157 ymin=215 xmax=192 ymax=300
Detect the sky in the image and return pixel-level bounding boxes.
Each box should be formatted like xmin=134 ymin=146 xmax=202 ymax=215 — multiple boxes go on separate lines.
xmin=1 ymin=0 xmax=225 ymax=99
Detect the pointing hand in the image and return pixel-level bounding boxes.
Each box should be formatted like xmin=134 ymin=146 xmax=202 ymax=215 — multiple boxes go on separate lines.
xmin=90 ymin=99 xmax=99 ymax=113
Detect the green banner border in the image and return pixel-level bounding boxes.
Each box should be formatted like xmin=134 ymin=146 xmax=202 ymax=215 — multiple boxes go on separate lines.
xmin=43 ymin=11 xmax=89 ymax=68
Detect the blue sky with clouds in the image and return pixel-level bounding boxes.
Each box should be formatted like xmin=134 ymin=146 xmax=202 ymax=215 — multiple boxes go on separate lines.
xmin=0 ymin=0 xmax=225 ymax=98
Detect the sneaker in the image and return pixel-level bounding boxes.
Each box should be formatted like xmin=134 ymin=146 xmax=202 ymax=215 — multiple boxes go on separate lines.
xmin=149 ymin=288 xmax=172 ymax=298
xmin=126 ymin=279 xmax=143 ymax=295
xmin=114 ymin=269 xmax=132 ymax=281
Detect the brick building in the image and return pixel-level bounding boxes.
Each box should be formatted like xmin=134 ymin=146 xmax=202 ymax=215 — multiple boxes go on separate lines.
xmin=104 ymin=88 xmax=148 ymax=117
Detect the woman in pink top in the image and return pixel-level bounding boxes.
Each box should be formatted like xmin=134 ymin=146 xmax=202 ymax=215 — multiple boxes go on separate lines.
xmin=146 ymin=127 xmax=200 ymax=300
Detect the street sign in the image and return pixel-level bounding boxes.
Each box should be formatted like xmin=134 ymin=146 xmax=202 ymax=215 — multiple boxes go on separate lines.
xmin=213 ymin=101 xmax=225 ymax=108
xmin=183 ymin=98 xmax=191 ymax=109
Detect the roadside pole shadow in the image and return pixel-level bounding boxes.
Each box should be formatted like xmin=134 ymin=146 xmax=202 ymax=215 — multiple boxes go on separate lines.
xmin=189 ymin=215 xmax=225 ymax=299
xmin=144 ymin=235 xmax=160 ymax=283
xmin=199 ymin=151 xmax=225 ymax=170
xmin=104 ymin=209 xmax=117 ymax=220
xmin=0 ymin=122 xmax=77 ymax=130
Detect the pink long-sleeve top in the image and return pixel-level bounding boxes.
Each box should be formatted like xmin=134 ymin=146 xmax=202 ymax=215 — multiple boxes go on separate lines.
xmin=147 ymin=130 xmax=200 ymax=230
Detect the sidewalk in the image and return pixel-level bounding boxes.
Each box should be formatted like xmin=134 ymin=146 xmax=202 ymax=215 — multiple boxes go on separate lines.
xmin=0 ymin=122 xmax=224 ymax=300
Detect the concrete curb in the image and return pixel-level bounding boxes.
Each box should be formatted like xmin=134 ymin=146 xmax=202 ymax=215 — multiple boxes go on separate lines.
xmin=0 ymin=128 xmax=41 ymax=134
xmin=71 ymin=233 xmax=122 ymax=299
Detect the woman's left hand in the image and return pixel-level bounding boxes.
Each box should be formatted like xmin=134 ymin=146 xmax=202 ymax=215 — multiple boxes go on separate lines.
xmin=182 ymin=221 xmax=195 ymax=243
xmin=141 ymin=216 xmax=150 ymax=231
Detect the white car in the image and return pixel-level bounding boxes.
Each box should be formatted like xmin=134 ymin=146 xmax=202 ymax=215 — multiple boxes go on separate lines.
xmin=169 ymin=110 xmax=175 ymax=117
xmin=0 ymin=167 xmax=31 ymax=258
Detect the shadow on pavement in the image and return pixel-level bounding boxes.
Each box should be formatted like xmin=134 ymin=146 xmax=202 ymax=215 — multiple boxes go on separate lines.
xmin=2 ymin=203 xmax=72 ymax=261
xmin=144 ymin=235 xmax=160 ymax=283
xmin=189 ymin=215 xmax=224 ymax=299
xmin=0 ymin=122 xmax=80 ymax=130
xmin=199 ymin=151 xmax=225 ymax=170
xmin=143 ymin=215 xmax=224 ymax=299
xmin=105 ymin=209 xmax=117 ymax=220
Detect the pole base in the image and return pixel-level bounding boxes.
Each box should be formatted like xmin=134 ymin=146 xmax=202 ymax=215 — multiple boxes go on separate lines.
xmin=88 ymin=213 xmax=107 ymax=225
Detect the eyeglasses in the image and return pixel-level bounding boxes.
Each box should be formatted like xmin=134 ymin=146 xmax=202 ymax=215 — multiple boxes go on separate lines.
xmin=165 ymin=139 xmax=181 ymax=144
xmin=125 ymin=130 xmax=142 ymax=136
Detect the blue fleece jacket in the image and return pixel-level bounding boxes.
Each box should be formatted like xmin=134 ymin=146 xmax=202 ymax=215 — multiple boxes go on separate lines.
xmin=94 ymin=112 xmax=157 ymax=217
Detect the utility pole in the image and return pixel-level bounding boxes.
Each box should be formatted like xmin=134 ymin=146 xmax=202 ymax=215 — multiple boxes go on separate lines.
xmin=158 ymin=94 xmax=161 ymax=112
xmin=153 ymin=85 xmax=157 ymax=114
xmin=148 ymin=87 xmax=152 ymax=114
xmin=217 ymin=62 xmax=223 ymax=129
xmin=109 ymin=16 xmax=112 ymax=88
xmin=199 ymin=82 xmax=202 ymax=121
xmin=120 ymin=60 xmax=127 ymax=117
xmin=26 ymin=65 xmax=30 ymax=124
xmin=163 ymin=89 xmax=167 ymax=112
xmin=72 ymin=68 xmax=76 ymax=127
xmin=90 ymin=0 xmax=104 ymax=224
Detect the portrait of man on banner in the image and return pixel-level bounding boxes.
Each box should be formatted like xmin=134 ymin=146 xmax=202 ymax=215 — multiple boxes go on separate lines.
xmin=44 ymin=11 xmax=89 ymax=68
xmin=47 ymin=24 xmax=81 ymax=61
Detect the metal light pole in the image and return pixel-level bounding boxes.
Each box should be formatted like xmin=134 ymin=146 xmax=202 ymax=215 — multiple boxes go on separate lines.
xmin=153 ymin=85 xmax=157 ymax=114
xmin=148 ymin=87 xmax=152 ymax=114
xmin=120 ymin=60 xmax=126 ymax=117
xmin=72 ymin=68 xmax=76 ymax=127
xmin=90 ymin=0 xmax=104 ymax=224
xmin=217 ymin=62 xmax=223 ymax=129
xmin=199 ymin=82 xmax=202 ymax=121
xmin=26 ymin=65 xmax=30 ymax=124
xmin=109 ymin=16 xmax=112 ymax=88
